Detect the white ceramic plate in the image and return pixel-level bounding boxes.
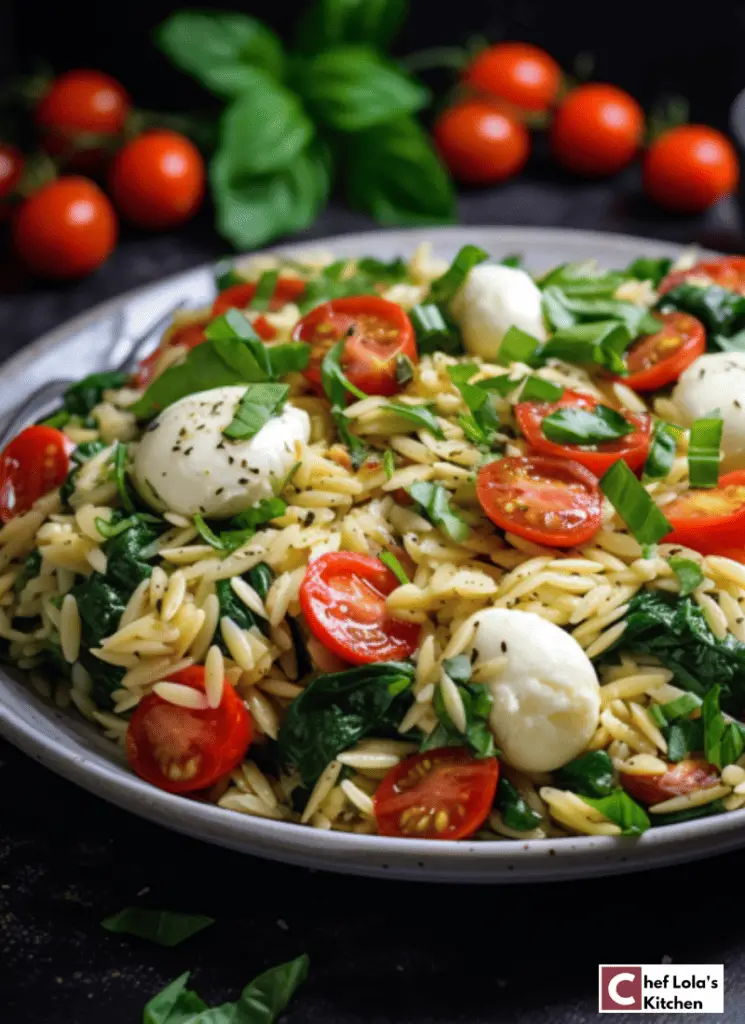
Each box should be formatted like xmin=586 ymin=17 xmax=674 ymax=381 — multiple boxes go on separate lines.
xmin=1 ymin=225 xmax=739 ymax=883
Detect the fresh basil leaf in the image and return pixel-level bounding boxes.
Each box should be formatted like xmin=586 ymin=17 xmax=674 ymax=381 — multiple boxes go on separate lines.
xmin=425 ymin=680 xmax=495 ymax=758
xmin=660 ymin=283 xmax=745 ymax=339
xmin=344 ymin=115 xmax=455 ymax=227
xmin=446 ymin=365 xmax=501 ymax=447
xmin=321 ymin=340 xmax=367 ymax=407
xmin=541 ymin=405 xmax=634 ymax=445
xmin=102 ymin=908 xmax=214 ymax=947
xmin=229 ymin=954 xmax=310 ymax=1024
xmin=518 ymin=376 xmax=564 ymax=402
xmin=60 ymin=439 xmax=107 ymax=506
xmin=497 ymin=326 xmax=542 ymax=367
xmin=332 ymin=408 xmax=368 ymax=468
xmin=540 ymin=321 xmax=631 ymax=374
xmin=406 ymin=480 xmax=469 ymax=542
xmin=142 ymin=972 xmax=208 ymax=1024
xmin=383 ymin=448 xmax=395 ymax=480
xmin=382 ymin=401 xmax=444 ymax=438
xmin=231 ymin=498 xmax=287 ymax=533
xmin=648 ymin=702 xmax=667 ymax=728
xmin=193 ymin=514 xmax=227 ymax=551
xmin=660 ymin=692 xmax=702 ymax=720
xmin=39 ymin=409 xmax=71 ymax=429
xmin=296 ymin=46 xmax=427 ymax=132
xmin=215 ymin=261 xmax=244 ymax=293
xmin=665 ymin=719 xmax=704 ymax=762
xmin=410 ymin=304 xmax=462 ymax=355
xmin=539 ymin=262 xmax=628 ymax=297
xmin=688 ymin=416 xmax=723 ymax=488
xmin=554 ymin=750 xmax=615 ymax=797
xmin=429 ymin=245 xmax=490 ymax=307
xmin=547 ymin=292 xmax=659 ymax=336
xmin=497 ymin=777 xmax=542 ymax=831
xmin=499 ymin=253 xmax=523 ymax=268
xmin=278 ymin=662 xmax=415 ymax=786
xmin=626 ymin=256 xmax=673 ymax=286
xmin=442 ymin=654 xmax=472 ymax=684
xmin=64 ymin=371 xmax=129 ymax=417
xmin=643 ymin=420 xmax=678 ymax=481
xmin=155 ymin=11 xmax=286 ymax=91
xmin=223 ymin=383 xmax=289 ymax=441
xmin=379 ymin=550 xmax=409 ymax=584
xmin=581 ymin=789 xmax=650 ymax=835
xmin=295 ymin=0 xmax=407 ymax=51
xmin=109 ymin=442 xmax=135 ymax=514
xmin=95 ymin=514 xmax=143 ymax=540
xmin=600 ymin=460 xmax=672 ymax=545
xmin=251 ymin=270 xmax=280 ymax=312
xmin=702 ymin=684 xmax=745 ymax=769
xmin=395 ymin=355 xmax=414 ymax=385
xmin=357 ymin=256 xmax=409 ymax=283
xmin=669 ymin=556 xmax=705 ymax=596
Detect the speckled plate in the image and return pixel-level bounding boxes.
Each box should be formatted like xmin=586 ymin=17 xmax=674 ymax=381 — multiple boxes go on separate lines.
xmin=1 ymin=226 xmax=738 ymax=883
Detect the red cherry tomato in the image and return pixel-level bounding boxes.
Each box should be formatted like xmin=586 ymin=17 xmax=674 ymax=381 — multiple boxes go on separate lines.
xmin=617 ymin=312 xmax=706 ymax=392
xmin=464 ymin=42 xmax=561 ymax=113
xmin=659 ymin=256 xmax=745 ymax=296
xmin=477 ymin=454 xmax=603 ymax=548
xmin=294 ymin=295 xmax=417 ymax=397
xmin=36 ymin=69 xmax=130 ymax=159
xmin=13 ymin=176 xmax=117 ymax=279
xmin=299 ymin=552 xmax=420 ymax=665
xmin=108 ymin=130 xmax=205 ymax=229
xmin=211 ymin=278 xmax=306 ymax=318
xmin=551 ymin=84 xmax=644 ymax=176
xmin=514 ymin=389 xmax=652 ymax=475
xmin=133 ymin=321 xmax=208 ymax=389
xmin=644 ymin=126 xmax=739 ymax=213
xmin=0 ymin=144 xmax=23 ymax=200
xmin=620 ymin=759 xmax=719 ymax=806
xmin=0 ymin=426 xmax=74 ymax=523
xmin=662 ymin=470 xmax=745 ymax=554
xmin=126 ymin=666 xmax=252 ymax=794
xmin=374 ymin=748 xmax=499 ymax=840
xmin=433 ymin=100 xmax=530 ymax=185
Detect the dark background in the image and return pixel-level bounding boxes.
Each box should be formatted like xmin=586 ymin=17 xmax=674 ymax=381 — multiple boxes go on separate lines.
xmin=2 ymin=2 xmax=745 ymax=1022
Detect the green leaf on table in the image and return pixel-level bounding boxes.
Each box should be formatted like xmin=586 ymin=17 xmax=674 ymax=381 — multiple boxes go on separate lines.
xmin=64 ymin=371 xmax=129 ymax=417
xmin=344 ymin=115 xmax=455 ymax=226
xmin=101 ymin=908 xmax=214 ymax=947
xmin=406 ymin=480 xmax=469 ymax=542
xmin=580 ymin=789 xmax=650 ymax=835
xmin=554 ymin=750 xmax=615 ymax=797
xmin=143 ymin=972 xmax=208 ymax=1024
xmin=669 ymin=556 xmax=704 ymax=597
xmin=223 ymin=383 xmax=289 ymax=440
xmin=295 ymin=0 xmax=408 ymax=52
xmin=541 ymin=405 xmax=634 ymax=445
xmin=155 ymin=11 xmax=286 ymax=93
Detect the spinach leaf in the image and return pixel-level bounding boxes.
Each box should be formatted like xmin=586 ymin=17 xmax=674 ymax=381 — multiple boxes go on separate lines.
xmin=13 ymin=550 xmax=41 ymax=595
xmin=278 ymin=662 xmax=415 ymax=786
xmin=84 ymin=656 xmax=126 ymax=710
xmin=497 ymin=777 xmax=542 ymax=831
xmin=554 ymin=750 xmax=615 ymax=797
xmin=110 ymin=442 xmax=135 ymax=514
xmin=63 ymin=371 xmax=129 ymax=417
xmin=215 ymin=564 xmax=274 ymax=646
xmin=406 ymin=481 xmax=469 ymax=542
xmin=541 ymin=405 xmax=634 ymax=445
xmin=60 ymin=440 xmax=107 ymax=506
xmin=580 ymin=789 xmax=650 ymax=835
xmin=665 ymin=718 xmax=704 ymax=762
xmin=222 ymin=383 xmax=289 ymax=441
xmin=101 ymin=908 xmax=214 ymax=947
xmin=702 ymin=685 xmax=745 ymax=769
xmin=650 ymin=799 xmax=726 ymax=827
xmin=382 ymin=401 xmax=444 ymax=438
xmin=669 ymin=556 xmax=704 ymax=596
xmin=428 ymin=245 xmax=489 ymax=306
xmin=660 ymin=283 xmax=745 ymax=341
xmin=105 ymin=517 xmax=161 ymax=592
xmin=442 ymin=655 xmax=472 ymax=684
xmin=422 ymin=679 xmax=495 ymax=758
xmin=198 ymin=499 xmax=287 ymax=554
xmin=626 ymin=256 xmax=672 ymax=286
xmin=72 ymin=577 xmax=127 ymax=649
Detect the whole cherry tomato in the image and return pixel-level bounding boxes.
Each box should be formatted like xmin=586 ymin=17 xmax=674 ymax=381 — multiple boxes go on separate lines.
xmin=551 ymin=83 xmax=644 ymax=176
xmin=108 ymin=130 xmax=205 ymax=229
xmin=464 ymin=42 xmax=561 ymax=113
xmin=13 ymin=176 xmax=117 ymax=279
xmin=434 ymin=100 xmax=530 ymax=184
xmin=644 ymin=125 xmax=739 ymax=213
xmin=36 ymin=70 xmax=130 ymax=166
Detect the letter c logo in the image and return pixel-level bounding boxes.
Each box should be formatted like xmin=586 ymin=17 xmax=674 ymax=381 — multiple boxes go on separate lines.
xmin=609 ymin=973 xmax=636 ymax=1006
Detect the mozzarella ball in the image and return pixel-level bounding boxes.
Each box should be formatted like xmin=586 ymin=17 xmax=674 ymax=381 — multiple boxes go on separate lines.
xmin=449 ymin=264 xmax=547 ymax=360
xmin=673 ymin=352 xmax=745 ymax=471
xmin=132 ymin=386 xmax=310 ymax=518
xmin=464 ymin=608 xmax=600 ymax=772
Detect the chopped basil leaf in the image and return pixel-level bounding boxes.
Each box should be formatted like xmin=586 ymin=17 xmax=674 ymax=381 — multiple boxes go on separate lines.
xmin=497 ymin=325 xmax=542 ymax=367
xmin=356 ymin=256 xmax=409 ymax=283
xmin=600 ymin=460 xmax=671 ymax=545
xmin=395 ymin=354 xmax=415 ymax=385
xmin=702 ymin=684 xmax=745 ymax=769
xmin=626 ymin=256 xmax=672 ymax=286
xmin=296 ymin=259 xmax=378 ymax=314
xmin=406 ymin=481 xmax=469 ymax=542
xmin=251 ymin=269 xmax=279 ymax=311
xmin=101 ymin=907 xmax=214 ymax=947
xmin=194 ymin=498 xmax=287 ymax=554
xmin=660 ymin=692 xmax=702 ymax=720
xmin=332 ymin=408 xmax=368 ymax=468
xmin=428 ymin=244 xmax=489 ymax=306
xmin=410 ymin=303 xmax=462 ymax=355
xmin=518 ymin=376 xmax=564 ymax=402
xmin=648 ymin=703 xmax=666 ymax=728
xmin=223 ymin=382 xmax=289 ymax=440
xmin=192 ymin=513 xmax=227 ymax=551
xmin=539 ymin=262 xmax=628 ymax=297
xmin=95 ymin=514 xmax=145 ymax=540
xmin=231 ymin=496 xmax=287 ymax=532
xmin=321 ymin=339 xmax=367 ymax=406
xmin=554 ymin=750 xmax=615 ymax=797
xmin=442 ymin=655 xmax=472 ymax=684
xmin=379 ymin=550 xmax=409 ymax=585
xmin=643 ymin=420 xmax=679 ymax=481
xmin=540 ymin=321 xmax=631 ymax=375
xmin=688 ymin=416 xmax=723 ymax=488
xmin=383 ymin=448 xmax=395 ymax=480
xmin=64 ymin=370 xmax=130 ymax=417
xmin=580 ymin=789 xmax=650 ymax=835
xmin=214 ymin=259 xmax=244 ymax=292
xmin=499 ymin=253 xmax=523 ymax=268
xmin=39 ymin=409 xmax=71 ymax=429
xmin=669 ymin=555 xmax=704 ymax=596
xmin=665 ymin=719 xmax=704 ymax=762
xmin=497 ymin=777 xmax=542 ymax=830
xmin=382 ymin=401 xmax=444 ymax=438
xmin=446 ymin=365 xmax=500 ymax=447
xmin=109 ymin=442 xmax=135 ymax=514
xmin=541 ymin=405 xmax=634 ymax=445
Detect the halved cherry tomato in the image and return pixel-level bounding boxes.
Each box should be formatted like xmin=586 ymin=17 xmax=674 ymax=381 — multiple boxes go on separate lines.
xmin=294 ymin=295 xmax=417 ymax=396
xmin=374 ymin=748 xmax=499 ymax=840
xmin=299 ymin=551 xmax=420 ymax=665
xmin=514 ymin=389 xmax=652 ymax=475
xmin=212 ymin=277 xmax=306 ymax=318
xmin=133 ymin=320 xmax=208 ymax=389
xmin=659 ymin=256 xmax=745 ymax=296
xmin=477 ymin=455 xmax=602 ymax=548
xmin=620 ymin=759 xmax=719 ymax=806
xmin=663 ymin=469 xmax=745 ymax=553
xmin=0 ymin=426 xmax=74 ymax=523
xmin=617 ymin=312 xmax=706 ymax=392
xmin=126 ymin=666 xmax=252 ymax=794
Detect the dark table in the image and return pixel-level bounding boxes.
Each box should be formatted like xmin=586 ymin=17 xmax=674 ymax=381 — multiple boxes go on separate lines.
xmin=2 ymin=170 xmax=744 ymax=1023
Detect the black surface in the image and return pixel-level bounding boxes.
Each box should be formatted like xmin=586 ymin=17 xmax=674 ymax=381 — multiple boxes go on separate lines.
xmin=2 ymin=177 xmax=745 ymax=1023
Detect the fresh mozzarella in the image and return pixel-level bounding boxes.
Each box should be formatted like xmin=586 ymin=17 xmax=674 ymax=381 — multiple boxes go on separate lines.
xmin=461 ymin=607 xmax=600 ymax=772
xmin=672 ymin=352 xmax=745 ymax=471
xmin=450 ymin=264 xmax=547 ymax=360
xmin=132 ymin=385 xmax=310 ymax=518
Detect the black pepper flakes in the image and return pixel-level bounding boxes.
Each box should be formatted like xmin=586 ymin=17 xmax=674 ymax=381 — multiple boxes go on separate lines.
xmin=501 ymin=640 xmax=508 ymax=653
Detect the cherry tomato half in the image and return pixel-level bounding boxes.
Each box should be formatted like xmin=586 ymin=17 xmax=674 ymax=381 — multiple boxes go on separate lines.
xmin=662 ymin=469 xmax=745 ymax=554
xmin=299 ymin=552 xmax=420 ymax=665
xmin=13 ymin=176 xmax=117 ymax=279
xmin=0 ymin=426 xmax=74 ymax=523
xmin=644 ymin=125 xmax=739 ymax=213
xmin=477 ymin=454 xmax=602 ymax=548
xmin=133 ymin=320 xmax=208 ymax=389
xmin=108 ymin=130 xmax=205 ymax=229
xmin=294 ymin=295 xmax=417 ymax=397
xmin=617 ymin=312 xmax=706 ymax=392
xmin=36 ymin=69 xmax=131 ymax=162
xmin=464 ymin=42 xmax=561 ymax=113
xmin=514 ymin=389 xmax=651 ymax=475
xmin=551 ymin=83 xmax=644 ymax=177
xmin=620 ymin=759 xmax=719 ymax=806
xmin=374 ymin=747 xmax=499 ymax=840
xmin=126 ymin=666 xmax=252 ymax=794
xmin=212 ymin=277 xmax=306 ymax=318
xmin=434 ymin=99 xmax=529 ymax=185
xmin=659 ymin=255 xmax=745 ymax=296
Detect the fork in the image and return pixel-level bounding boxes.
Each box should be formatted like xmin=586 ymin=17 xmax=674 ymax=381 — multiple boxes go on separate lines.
xmin=0 ymin=301 xmax=184 ymax=448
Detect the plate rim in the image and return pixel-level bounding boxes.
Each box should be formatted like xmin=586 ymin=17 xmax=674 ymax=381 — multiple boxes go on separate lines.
xmin=1 ymin=223 xmax=739 ymax=881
